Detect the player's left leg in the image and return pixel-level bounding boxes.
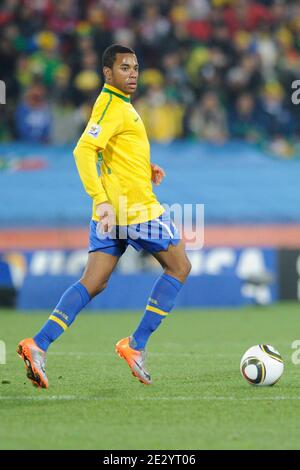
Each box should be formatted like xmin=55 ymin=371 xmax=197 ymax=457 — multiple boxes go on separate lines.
xmin=116 ymin=239 xmax=191 ymax=385
xmin=130 ymin=240 xmax=191 ymax=350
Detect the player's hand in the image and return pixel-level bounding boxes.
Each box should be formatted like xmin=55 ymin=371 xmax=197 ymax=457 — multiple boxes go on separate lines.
xmin=151 ymin=163 xmax=166 ymax=186
xmin=96 ymin=202 xmax=116 ymax=234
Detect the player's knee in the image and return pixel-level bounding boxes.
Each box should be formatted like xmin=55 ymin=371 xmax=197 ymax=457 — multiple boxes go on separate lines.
xmin=80 ymin=278 xmax=108 ymax=298
xmin=180 ymin=259 xmax=192 ymax=280
xmin=168 ymin=259 xmax=192 ymax=283
xmin=91 ymin=280 xmax=108 ymax=297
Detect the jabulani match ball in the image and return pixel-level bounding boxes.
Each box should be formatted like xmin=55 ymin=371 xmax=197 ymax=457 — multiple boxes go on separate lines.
xmin=240 ymin=344 xmax=284 ymax=386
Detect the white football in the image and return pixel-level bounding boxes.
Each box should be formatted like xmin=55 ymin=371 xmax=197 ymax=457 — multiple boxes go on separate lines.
xmin=240 ymin=344 xmax=284 ymax=386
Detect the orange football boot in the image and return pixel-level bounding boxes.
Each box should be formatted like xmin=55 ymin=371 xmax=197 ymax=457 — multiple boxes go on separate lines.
xmin=17 ymin=338 xmax=48 ymax=389
xmin=115 ymin=337 xmax=152 ymax=385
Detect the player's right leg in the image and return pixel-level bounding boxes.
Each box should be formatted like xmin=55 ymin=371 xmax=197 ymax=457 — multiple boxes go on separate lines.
xmin=17 ymin=221 xmax=122 ymax=388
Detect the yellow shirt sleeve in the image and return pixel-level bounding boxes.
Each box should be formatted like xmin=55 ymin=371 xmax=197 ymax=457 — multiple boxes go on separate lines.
xmin=73 ymin=94 xmax=123 ymax=206
xmin=79 ymin=93 xmax=123 ymax=149
xmin=73 ymin=142 xmax=108 ymax=206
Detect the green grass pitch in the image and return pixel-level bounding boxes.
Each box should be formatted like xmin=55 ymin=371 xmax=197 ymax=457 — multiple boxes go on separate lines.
xmin=1 ymin=303 xmax=300 ymax=450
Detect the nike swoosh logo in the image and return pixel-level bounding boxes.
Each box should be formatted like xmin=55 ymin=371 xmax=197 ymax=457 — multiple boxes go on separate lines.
xmin=134 ymin=117 xmax=139 ymax=122
xmin=133 ymin=360 xmax=151 ymax=380
xmin=133 ymin=359 xmax=142 ymax=370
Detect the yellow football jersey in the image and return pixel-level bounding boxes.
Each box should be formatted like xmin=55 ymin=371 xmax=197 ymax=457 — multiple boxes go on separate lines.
xmin=73 ymin=83 xmax=164 ymax=225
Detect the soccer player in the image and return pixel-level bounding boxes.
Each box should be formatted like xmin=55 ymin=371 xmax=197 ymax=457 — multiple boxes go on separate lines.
xmin=17 ymin=45 xmax=191 ymax=389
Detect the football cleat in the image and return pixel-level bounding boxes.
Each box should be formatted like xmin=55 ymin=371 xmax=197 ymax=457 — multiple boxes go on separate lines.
xmin=17 ymin=338 xmax=48 ymax=389
xmin=115 ymin=337 xmax=152 ymax=385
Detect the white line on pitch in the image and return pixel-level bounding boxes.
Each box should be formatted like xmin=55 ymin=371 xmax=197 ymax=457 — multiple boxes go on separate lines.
xmin=0 ymin=396 xmax=299 ymax=402
xmin=7 ymin=350 xmax=240 ymax=358
xmin=46 ymin=352 xmax=235 ymax=357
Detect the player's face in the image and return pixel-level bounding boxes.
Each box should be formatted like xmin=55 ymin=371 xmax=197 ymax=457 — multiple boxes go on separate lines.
xmin=107 ymin=53 xmax=139 ymax=95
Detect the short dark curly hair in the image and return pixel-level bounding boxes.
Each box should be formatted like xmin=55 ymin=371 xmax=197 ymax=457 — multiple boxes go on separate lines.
xmin=102 ymin=44 xmax=135 ymax=69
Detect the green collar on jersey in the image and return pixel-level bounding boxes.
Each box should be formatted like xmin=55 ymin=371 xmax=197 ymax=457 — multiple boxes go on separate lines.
xmin=102 ymin=87 xmax=131 ymax=103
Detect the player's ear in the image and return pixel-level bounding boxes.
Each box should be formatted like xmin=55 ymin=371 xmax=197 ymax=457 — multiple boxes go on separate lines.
xmin=103 ymin=66 xmax=112 ymax=81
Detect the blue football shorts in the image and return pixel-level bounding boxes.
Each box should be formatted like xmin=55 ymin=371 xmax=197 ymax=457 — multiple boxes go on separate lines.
xmin=89 ymin=209 xmax=181 ymax=256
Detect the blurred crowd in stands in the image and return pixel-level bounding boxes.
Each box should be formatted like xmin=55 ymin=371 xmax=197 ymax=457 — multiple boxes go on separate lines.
xmin=1 ymin=0 xmax=300 ymax=156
